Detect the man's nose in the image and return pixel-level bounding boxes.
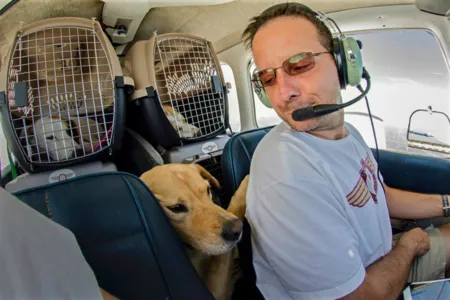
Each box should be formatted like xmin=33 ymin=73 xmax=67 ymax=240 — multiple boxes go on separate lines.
xmin=276 ymin=70 xmax=300 ymax=102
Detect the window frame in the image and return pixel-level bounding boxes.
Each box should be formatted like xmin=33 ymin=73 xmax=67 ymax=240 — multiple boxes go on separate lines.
xmin=0 ymin=0 xmax=19 ymax=16
xmin=219 ymin=61 xmax=242 ymax=133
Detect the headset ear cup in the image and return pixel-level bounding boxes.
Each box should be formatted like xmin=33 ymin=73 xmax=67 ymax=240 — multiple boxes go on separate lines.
xmin=342 ymin=37 xmax=363 ymax=87
xmin=332 ymin=38 xmax=347 ymax=89
xmin=254 ymin=84 xmax=272 ymax=108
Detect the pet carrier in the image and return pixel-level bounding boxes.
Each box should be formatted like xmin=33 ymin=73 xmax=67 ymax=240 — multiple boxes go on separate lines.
xmin=0 ymin=17 xmax=126 ymax=173
xmin=123 ymin=32 xmax=230 ymax=150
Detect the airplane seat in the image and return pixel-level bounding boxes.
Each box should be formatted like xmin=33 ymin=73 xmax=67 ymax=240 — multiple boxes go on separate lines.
xmin=12 ymin=172 xmax=214 ymax=300
xmin=222 ymin=126 xmax=274 ymax=300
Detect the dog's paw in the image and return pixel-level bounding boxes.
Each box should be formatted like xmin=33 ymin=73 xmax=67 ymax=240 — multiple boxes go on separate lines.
xmin=236 ymin=175 xmax=249 ymax=196
xmin=227 ymin=175 xmax=249 ymax=219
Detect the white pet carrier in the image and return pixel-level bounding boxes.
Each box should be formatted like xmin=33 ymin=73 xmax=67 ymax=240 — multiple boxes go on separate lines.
xmin=123 ymin=32 xmax=229 ymax=149
xmin=0 ymin=17 xmax=126 ymax=173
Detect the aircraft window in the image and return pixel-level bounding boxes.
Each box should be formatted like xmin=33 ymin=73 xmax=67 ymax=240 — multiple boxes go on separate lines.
xmin=342 ymin=29 xmax=449 ymax=159
xmin=221 ymin=63 xmax=241 ymax=132
xmin=250 ymin=29 xmax=450 ymax=159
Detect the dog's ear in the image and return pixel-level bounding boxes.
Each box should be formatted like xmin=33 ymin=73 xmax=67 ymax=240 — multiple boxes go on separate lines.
xmin=192 ymin=164 xmax=221 ymax=189
xmin=153 ymin=193 xmax=163 ymax=201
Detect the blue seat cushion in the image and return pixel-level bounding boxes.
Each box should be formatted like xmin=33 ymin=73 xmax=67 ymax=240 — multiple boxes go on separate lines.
xmin=222 ymin=126 xmax=273 ymax=206
xmin=222 ymin=127 xmax=273 ymax=300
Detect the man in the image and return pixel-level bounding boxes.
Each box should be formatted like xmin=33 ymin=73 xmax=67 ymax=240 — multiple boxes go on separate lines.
xmin=243 ymin=3 xmax=450 ymax=300
xmin=0 ymin=187 xmax=117 ymax=300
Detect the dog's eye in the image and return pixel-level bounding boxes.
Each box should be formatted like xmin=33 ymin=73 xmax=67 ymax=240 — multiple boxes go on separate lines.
xmin=167 ymin=204 xmax=188 ymax=213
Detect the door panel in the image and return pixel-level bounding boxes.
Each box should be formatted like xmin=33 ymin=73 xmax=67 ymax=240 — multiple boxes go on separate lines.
xmin=375 ymin=149 xmax=450 ymax=230
xmin=375 ymin=149 xmax=450 ymax=195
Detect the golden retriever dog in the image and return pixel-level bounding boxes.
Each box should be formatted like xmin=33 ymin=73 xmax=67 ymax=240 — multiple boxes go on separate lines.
xmin=140 ymin=163 xmax=249 ymax=300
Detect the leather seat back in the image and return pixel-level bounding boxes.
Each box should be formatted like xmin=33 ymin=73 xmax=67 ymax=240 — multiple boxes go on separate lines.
xmin=222 ymin=127 xmax=273 ymax=300
xmin=12 ymin=172 xmax=214 ymax=300
xmin=222 ymin=127 xmax=273 ymax=206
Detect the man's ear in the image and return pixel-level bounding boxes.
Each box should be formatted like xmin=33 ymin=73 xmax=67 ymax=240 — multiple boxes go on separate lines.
xmin=192 ymin=164 xmax=221 ymax=189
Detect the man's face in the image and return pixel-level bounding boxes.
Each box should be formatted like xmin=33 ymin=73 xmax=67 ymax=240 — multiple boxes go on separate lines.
xmin=252 ymin=16 xmax=343 ymax=132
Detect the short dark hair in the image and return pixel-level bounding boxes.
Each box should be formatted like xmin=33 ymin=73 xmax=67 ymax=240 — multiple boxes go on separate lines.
xmin=242 ymin=2 xmax=333 ymax=51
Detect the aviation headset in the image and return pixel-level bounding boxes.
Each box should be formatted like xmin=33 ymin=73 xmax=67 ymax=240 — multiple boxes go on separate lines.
xmin=252 ymin=3 xmax=365 ymax=110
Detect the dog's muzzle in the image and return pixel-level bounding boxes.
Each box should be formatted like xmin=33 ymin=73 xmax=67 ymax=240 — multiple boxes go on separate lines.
xmin=221 ymin=218 xmax=243 ymax=242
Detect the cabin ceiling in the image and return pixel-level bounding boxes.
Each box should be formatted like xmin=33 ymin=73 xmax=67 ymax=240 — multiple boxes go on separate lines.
xmin=0 ymin=0 xmax=415 ymax=66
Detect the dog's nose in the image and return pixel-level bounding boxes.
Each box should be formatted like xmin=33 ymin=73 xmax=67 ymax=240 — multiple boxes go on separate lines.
xmin=221 ymin=218 xmax=243 ymax=242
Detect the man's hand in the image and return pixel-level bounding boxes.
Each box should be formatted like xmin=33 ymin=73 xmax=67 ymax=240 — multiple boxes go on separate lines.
xmin=340 ymin=228 xmax=431 ymax=300
xmin=397 ymin=228 xmax=431 ymax=257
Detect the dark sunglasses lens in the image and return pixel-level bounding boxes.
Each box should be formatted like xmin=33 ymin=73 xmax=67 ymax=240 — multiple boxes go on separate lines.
xmin=285 ymin=52 xmax=315 ymax=75
xmin=259 ymin=70 xmax=276 ymax=87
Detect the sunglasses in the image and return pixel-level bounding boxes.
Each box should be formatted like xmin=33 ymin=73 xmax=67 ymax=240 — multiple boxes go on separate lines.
xmin=252 ymin=51 xmax=330 ymax=88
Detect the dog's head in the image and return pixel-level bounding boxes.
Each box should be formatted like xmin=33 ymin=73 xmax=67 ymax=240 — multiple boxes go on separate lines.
xmin=34 ymin=116 xmax=81 ymax=161
xmin=140 ymin=163 xmax=243 ymax=255
xmin=162 ymin=104 xmax=201 ymax=138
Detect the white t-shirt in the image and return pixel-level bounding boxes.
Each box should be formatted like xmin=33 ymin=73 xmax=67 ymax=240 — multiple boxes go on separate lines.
xmin=0 ymin=187 xmax=102 ymax=300
xmin=246 ymin=122 xmax=392 ymax=300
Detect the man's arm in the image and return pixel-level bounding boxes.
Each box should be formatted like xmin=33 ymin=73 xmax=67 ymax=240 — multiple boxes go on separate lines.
xmin=339 ymin=228 xmax=430 ymax=300
xmin=384 ymin=184 xmax=443 ymax=219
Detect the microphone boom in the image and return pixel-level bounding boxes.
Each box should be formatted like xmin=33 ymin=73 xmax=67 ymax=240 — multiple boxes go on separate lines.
xmin=292 ymin=68 xmax=371 ymax=122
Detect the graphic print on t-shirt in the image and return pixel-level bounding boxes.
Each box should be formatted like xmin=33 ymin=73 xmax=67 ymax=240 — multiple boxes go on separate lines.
xmin=346 ymin=153 xmax=378 ymax=207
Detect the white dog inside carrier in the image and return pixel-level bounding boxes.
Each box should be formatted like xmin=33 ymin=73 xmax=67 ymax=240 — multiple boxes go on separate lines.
xmin=0 ymin=17 xmax=126 ymax=173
